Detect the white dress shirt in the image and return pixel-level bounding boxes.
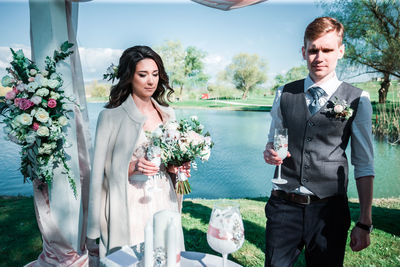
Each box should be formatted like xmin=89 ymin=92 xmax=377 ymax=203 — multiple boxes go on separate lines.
xmin=268 ymin=74 xmax=375 ymax=194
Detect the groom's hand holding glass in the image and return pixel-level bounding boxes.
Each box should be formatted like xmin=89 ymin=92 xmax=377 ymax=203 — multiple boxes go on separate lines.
xmin=263 ymin=142 xmax=291 ymax=165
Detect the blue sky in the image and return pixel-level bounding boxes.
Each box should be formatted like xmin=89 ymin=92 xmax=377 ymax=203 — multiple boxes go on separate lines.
xmin=0 ymin=0 xmax=329 ymax=84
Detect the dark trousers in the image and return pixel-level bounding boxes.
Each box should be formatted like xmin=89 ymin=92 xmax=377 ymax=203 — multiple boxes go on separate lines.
xmin=264 ymin=194 xmax=351 ymax=267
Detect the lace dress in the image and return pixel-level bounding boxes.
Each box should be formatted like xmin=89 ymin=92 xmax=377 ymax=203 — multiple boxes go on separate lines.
xmin=127 ymin=128 xmax=185 ymax=250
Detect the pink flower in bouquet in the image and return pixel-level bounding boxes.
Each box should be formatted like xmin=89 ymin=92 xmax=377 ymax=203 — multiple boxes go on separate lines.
xmin=47 ymin=98 xmax=57 ymax=108
xmin=28 ymin=77 xmax=35 ymax=82
xmin=32 ymin=122 xmax=40 ymax=131
xmin=14 ymin=98 xmax=22 ymax=107
xmin=5 ymin=90 xmax=16 ymax=100
xmin=18 ymin=98 xmax=34 ymax=110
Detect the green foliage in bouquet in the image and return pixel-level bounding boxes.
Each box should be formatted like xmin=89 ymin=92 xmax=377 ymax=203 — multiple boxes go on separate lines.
xmin=0 ymin=41 xmax=77 ymax=196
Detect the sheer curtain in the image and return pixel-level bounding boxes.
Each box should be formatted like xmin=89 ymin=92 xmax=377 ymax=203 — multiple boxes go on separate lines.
xmin=26 ymin=0 xmax=92 ymax=266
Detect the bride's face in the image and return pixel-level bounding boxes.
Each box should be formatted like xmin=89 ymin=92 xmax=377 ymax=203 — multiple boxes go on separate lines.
xmin=131 ymin=58 xmax=159 ymax=98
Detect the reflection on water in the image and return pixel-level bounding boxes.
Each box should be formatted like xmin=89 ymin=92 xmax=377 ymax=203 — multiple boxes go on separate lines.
xmin=0 ymin=103 xmax=399 ymax=198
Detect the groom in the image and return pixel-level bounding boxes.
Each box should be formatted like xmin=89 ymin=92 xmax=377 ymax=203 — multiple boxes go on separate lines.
xmin=263 ymin=17 xmax=374 ymax=266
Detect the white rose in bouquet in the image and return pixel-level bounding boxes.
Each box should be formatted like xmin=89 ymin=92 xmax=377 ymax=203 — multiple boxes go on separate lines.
xmin=334 ymin=104 xmax=344 ymax=113
xmin=16 ymin=113 xmax=33 ymax=126
xmin=58 ymin=116 xmax=68 ymax=126
xmin=37 ymin=126 xmax=50 ymax=137
xmin=36 ymin=88 xmax=49 ymax=97
xmin=35 ymin=108 xmax=49 ymax=123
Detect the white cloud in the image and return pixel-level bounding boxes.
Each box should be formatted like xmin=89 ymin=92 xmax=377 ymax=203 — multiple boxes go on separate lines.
xmin=78 ymin=47 xmax=123 ymax=81
xmin=203 ymin=53 xmax=230 ymax=81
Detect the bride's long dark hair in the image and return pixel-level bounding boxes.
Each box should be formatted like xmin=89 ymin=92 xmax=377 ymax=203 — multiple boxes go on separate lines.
xmin=105 ymin=46 xmax=174 ymax=108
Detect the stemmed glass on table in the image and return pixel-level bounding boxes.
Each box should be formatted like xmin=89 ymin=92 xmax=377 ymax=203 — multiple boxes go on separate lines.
xmin=271 ymin=128 xmax=288 ymax=184
xmin=207 ymin=201 xmax=244 ymax=267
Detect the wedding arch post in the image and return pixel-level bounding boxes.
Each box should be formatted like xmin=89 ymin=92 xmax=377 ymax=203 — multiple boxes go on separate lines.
xmin=27 ymin=0 xmax=92 ymax=265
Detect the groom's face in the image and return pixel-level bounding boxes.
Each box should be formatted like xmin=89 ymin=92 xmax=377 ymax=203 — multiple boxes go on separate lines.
xmin=302 ymin=31 xmax=344 ymax=83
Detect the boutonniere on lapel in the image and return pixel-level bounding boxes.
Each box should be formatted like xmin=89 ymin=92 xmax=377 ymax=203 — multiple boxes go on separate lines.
xmin=324 ymin=97 xmax=354 ymax=120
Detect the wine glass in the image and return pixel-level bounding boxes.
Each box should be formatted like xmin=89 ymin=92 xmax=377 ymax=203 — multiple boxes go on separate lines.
xmin=271 ymin=128 xmax=288 ymax=184
xmin=207 ymin=201 xmax=244 ymax=267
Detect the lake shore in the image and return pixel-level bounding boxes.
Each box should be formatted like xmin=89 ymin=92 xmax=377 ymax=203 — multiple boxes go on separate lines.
xmin=2 ymin=196 xmax=399 ymax=267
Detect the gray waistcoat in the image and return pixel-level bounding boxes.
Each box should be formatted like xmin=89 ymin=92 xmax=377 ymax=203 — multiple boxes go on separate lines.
xmin=278 ymin=79 xmax=362 ymax=198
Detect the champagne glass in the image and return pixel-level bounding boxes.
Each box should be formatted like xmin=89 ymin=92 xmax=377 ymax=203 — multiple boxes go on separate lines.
xmin=207 ymin=201 xmax=244 ymax=267
xmin=271 ymin=128 xmax=288 ymax=184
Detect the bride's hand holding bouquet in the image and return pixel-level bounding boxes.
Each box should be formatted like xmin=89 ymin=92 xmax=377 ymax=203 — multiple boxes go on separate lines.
xmin=146 ymin=116 xmax=213 ymax=195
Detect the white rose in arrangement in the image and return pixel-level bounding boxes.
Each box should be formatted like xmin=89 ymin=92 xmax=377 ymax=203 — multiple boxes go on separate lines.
xmin=36 ymin=88 xmax=49 ymax=97
xmin=47 ymin=79 xmax=60 ymax=89
xmin=27 ymin=82 xmax=39 ymax=92
xmin=29 ymin=69 xmax=37 ymax=76
xmin=16 ymin=113 xmax=33 ymax=126
xmin=25 ymin=131 xmax=37 ymax=144
xmin=198 ymin=124 xmax=204 ymax=131
xmin=201 ymin=146 xmax=211 ymax=161
xmin=37 ymin=126 xmax=50 ymax=137
xmin=190 ymin=115 xmax=198 ymax=121
xmin=35 ymin=108 xmax=49 ymax=123
xmin=41 ymin=78 xmax=49 ymax=87
xmin=152 ymin=127 xmax=163 ymax=138
xmin=50 ymin=91 xmax=61 ymax=100
xmin=334 ymin=104 xmax=344 ymax=113
xmin=58 ymin=116 xmax=68 ymax=126
xmin=187 ymin=130 xmax=202 ymax=146
xmin=16 ymin=83 xmax=26 ymax=92
xmin=30 ymin=95 xmax=42 ymax=105
xmin=41 ymin=70 xmax=49 ymax=77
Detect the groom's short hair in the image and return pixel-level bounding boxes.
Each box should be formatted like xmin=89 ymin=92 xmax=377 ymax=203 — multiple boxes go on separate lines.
xmin=304 ymin=17 xmax=344 ymax=47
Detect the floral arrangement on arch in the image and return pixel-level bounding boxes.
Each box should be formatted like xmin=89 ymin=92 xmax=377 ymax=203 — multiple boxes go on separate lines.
xmin=0 ymin=41 xmax=77 ymax=196
xmin=146 ymin=116 xmax=214 ymax=195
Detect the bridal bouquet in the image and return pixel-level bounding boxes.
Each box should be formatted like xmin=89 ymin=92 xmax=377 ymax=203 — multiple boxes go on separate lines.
xmin=0 ymin=41 xmax=77 ymax=196
xmin=146 ymin=116 xmax=213 ymax=195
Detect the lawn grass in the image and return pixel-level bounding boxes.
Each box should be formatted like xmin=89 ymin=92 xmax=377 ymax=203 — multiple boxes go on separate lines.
xmin=1 ymin=196 xmax=399 ymax=267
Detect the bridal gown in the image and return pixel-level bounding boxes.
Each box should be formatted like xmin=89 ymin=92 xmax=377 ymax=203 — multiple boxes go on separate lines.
xmin=126 ymin=128 xmax=185 ymax=249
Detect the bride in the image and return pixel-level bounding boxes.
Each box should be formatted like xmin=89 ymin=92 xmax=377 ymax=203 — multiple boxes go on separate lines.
xmin=86 ymin=45 xmax=188 ymax=259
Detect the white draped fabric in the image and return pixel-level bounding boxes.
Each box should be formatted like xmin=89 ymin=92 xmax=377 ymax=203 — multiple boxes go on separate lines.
xmin=191 ymin=0 xmax=267 ymax=10
xmin=26 ymin=0 xmax=92 ymax=266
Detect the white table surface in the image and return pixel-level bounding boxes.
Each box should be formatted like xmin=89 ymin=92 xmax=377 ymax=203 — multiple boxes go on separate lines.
xmin=102 ymin=247 xmax=243 ymax=267
xmin=181 ymin=251 xmax=242 ymax=267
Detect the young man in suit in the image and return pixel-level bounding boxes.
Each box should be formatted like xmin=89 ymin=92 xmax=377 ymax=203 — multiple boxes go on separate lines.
xmin=263 ymin=17 xmax=374 ymax=267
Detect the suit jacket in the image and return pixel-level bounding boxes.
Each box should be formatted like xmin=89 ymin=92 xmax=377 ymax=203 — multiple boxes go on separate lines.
xmin=86 ymin=95 xmax=175 ymax=257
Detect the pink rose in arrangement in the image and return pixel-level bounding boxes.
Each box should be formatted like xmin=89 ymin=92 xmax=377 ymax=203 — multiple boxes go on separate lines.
xmin=5 ymin=90 xmax=16 ymax=100
xmin=18 ymin=98 xmax=35 ymax=110
xmin=32 ymin=122 xmax=40 ymax=131
xmin=47 ymin=98 xmax=57 ymax=108
xmin=28 ymin=77 xmax=35 ymax=82
xmin=14 ymin=98 xmax=22 ymax=107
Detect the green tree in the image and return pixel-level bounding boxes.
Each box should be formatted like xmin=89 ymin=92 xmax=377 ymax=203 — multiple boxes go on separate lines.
xmin=321 ymin=0 xmax=400 ymax=103
xmin=184 ymin=46 xmax=209 ymax=92
xmin=225 ymin=53 xmax=268 ymax=99
xmin=155 ymin=41 xmax=209 ymax=97
xmin=89 ymin=80 xmax=110 ymax=98
xmin=272 ymin=65 xmax=309 ymax=92
xmin=155 ymin=40 xmax=185 ymax=93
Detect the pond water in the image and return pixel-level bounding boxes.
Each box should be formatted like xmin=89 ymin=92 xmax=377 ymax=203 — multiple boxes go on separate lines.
xmin=1 ymin=103 xmax=399 ymax=199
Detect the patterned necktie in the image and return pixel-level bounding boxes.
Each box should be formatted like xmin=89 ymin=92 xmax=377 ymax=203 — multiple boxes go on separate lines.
xmin=308 ymin=87 xmax=325 ymax=115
